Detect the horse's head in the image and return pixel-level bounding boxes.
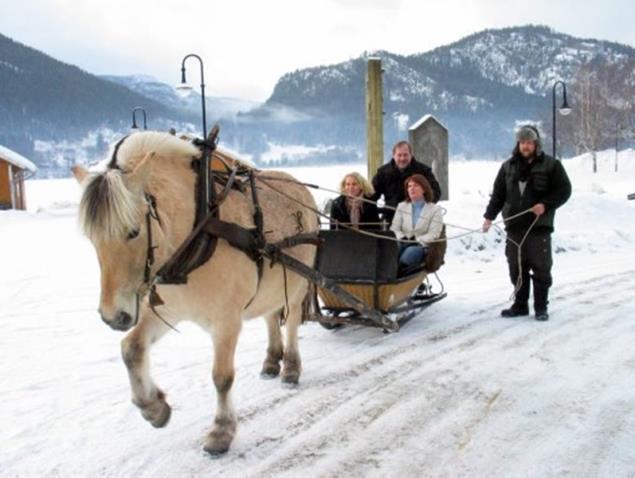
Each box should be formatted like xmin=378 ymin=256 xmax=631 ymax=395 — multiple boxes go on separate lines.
xmin=73 ymin=153 xmax=160 ymax=331
xmin=73 ymin=133 xmax=197 ymax=330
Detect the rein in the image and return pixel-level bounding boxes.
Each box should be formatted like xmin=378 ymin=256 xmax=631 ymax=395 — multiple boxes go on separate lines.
xmin=135 ymin=192 xmax=179 ymax=332
xmin=143 ymin=193 xmax=160 ymax=286
xmin=255 ymin=174 xmax=536 ymax=245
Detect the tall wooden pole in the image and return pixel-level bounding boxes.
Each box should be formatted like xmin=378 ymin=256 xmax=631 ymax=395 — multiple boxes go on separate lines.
xmin=366 ymin=58 xmax=384 ymax=180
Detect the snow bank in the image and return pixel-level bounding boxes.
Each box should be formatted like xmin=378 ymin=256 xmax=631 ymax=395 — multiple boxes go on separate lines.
xmin=1 ymin=149 xmax=633 ymax=476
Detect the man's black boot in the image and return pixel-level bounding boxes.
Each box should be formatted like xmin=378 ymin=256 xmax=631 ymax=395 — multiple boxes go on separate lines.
xmin=534 ymin=285 xmax=550 ymax=322
xmin=501 ymin=304 xmax=529 ymax=317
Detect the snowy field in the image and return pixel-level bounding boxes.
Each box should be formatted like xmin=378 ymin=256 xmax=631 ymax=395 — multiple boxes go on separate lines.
xmin=1 ymin=150 xmax=634 ymax=477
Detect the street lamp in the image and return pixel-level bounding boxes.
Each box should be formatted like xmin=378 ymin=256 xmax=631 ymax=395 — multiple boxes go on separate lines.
xmin=552 ymin=80 xmax=571 ymax=159
xmin=615 ymin=120 xmax=621 ymax=173
xmin=131 ymin=107 xmax=148 ymax=130
xmin=177 ymin=53 xmax=211 ymax=223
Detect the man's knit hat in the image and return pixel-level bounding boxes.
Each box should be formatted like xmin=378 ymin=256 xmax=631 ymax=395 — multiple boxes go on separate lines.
xmin=516 ymin=125 xmax=540 ymax=142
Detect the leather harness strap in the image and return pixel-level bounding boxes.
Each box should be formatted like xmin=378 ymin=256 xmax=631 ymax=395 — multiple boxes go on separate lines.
xmin=133 ymin=136 xmax=396 ymax=330
xmin=139 ymin=129 xmax=325 ymax=319
xmin=202 ymin=217 xmax=322 ymax=261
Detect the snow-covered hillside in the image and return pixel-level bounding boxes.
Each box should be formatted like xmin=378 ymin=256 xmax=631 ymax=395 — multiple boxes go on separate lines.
xmin=101 ymin=74 xmax=261 ymax=120
xmin=268 ymin=25 xmax=635 ymax=114
xmin=419 ymin=26 xmax=633 ymax=95
xmin=1 ymin=150 xmax=634 ymax=476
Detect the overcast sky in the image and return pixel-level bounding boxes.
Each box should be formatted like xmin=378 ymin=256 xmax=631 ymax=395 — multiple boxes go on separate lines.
xmin=0 ymin=0 xmax=632 ymax=101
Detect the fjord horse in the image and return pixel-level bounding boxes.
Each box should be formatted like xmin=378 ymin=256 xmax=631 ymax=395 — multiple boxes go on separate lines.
xmin=73 ymin=131 xmax=318 ymax=455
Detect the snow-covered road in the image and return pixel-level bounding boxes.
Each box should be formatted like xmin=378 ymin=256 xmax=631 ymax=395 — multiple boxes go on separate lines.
xmin=1 ymin=152 xmax=634 ymax=476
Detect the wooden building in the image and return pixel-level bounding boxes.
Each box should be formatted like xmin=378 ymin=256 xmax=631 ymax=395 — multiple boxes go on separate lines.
xmin=0 ymin=144 xmax=37 ymax=211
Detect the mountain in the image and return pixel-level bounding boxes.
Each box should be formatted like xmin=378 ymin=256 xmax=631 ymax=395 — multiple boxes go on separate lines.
xmin=244 ymin=25 xmax=635 ymax=157
xmin=100 ymin=74 xmax=260 ymax=120
xmin=2 ymin=25 xmax=635 ymax=176
xmin=0 ymin=33 xmax=188 ymax=175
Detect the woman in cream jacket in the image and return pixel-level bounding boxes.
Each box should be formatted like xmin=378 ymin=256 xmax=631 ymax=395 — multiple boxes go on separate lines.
xmin=390 ymin=174 xmax=444 ymax=269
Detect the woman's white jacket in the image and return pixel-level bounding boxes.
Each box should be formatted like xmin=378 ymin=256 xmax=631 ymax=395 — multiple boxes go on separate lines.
xmin=390 ymin=201 xmax=444 ymax=246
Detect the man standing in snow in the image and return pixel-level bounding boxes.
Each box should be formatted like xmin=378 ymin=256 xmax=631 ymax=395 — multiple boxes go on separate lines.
xmin=372 ymin=141 xmax=442 ymax=225
xmin=482 ymin=125 xmax=571 ymax=321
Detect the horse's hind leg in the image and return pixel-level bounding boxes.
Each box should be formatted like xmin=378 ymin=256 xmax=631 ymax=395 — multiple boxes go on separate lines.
xmin=204 ymin=316 xmax=242 ymax=456
xmin=281 ymin=297 xmax=304 ymax=385
xmin=261 ymin=311 xmax=284 ymax=378
xmin=121 ymin=314 xmax=172 ymax=428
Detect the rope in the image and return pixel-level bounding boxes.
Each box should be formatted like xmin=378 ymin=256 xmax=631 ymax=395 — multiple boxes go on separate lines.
xmin=494 ymin=214 xmax=541 ymax=303
xmin=256 ymin=173 xmax=541 ymax=306
xmin=256 ymin=174 xmax=533 ymax=246
xmin=256 ymin=174 xmax=531 ymax=244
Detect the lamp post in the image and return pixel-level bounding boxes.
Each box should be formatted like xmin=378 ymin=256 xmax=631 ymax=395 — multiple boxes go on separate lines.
xmin=131 ymin=107 xmax=148 ymax=130
xmin=176 ymin=53 xmax=211 ymax=223
xmin=552 ymin=80 xmax=571 ymax=159
xmin=615 ymin=120 xmax=621 ymax=173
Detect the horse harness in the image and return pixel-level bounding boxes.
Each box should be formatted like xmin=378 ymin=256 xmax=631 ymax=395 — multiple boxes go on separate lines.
xmin=128 ymin=129 xmax=397 ymax=331
xmin=136 ymin=131 xmax=322 ymax=314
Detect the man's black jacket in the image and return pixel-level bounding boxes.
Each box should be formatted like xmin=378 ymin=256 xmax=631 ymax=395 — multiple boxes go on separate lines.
xmin=371 ymin=158 xmax=442 ymax=223
xmin=484 ymin=152 xmax=571 ymax=233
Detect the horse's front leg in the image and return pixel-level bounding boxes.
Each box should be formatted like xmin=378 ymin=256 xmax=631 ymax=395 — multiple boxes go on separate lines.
xmin=121 ymin=313 xmax=172 ymax=428
xmin=204 ymin=317 xmax=242 ymax=456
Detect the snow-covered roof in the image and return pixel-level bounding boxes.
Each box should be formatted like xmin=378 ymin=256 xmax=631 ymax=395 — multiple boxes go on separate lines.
xmin=0 ymin=144 xmax=37 ymax=172
xmin=409 ymin=114 xmax=448 ymax=132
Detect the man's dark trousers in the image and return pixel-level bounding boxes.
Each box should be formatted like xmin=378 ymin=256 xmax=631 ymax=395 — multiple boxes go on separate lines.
xmin=505 ymin=229 xmax=553 ymax=312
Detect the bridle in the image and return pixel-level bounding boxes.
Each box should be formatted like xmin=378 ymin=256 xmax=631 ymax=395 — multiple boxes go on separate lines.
xmin=142 ymin=193 xmax=161 ymax=290
xmin=133 ymin=192 xmax=178 ymax=330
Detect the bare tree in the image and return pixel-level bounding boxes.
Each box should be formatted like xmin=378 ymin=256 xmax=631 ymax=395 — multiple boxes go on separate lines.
xmin=574 ymin=65 xmax=605 ymax=172
xmin=556 ymin=58 xmax=635 ymax=173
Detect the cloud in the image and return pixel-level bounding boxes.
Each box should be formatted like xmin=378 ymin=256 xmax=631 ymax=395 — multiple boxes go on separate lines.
xmin=0 ymin=0 xmax=632 ymax=102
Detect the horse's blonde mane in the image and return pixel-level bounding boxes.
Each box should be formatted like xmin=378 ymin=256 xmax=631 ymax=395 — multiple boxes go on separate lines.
xmin=115 ymin=131 xmax=201 ymax=170
xmin=80 ymin=131 xmax=255 ymax=242
xmin=115 ymin=131 xmax=253 ymax=170
xmin=79 ymin=169 xmax=141 ymax=242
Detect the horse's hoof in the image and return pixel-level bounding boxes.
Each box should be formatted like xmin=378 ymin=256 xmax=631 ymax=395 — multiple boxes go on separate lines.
xmin=204 ymin=425 xmax=234 ymax=457
xmin=203 ymin=443 xmax=230 ymax=457
xmin=281 ymin=356 xmax=301 ymax=386
xmin=260 ymin=371 xmax=279 ymax=380
xmin=281 ymin=373 xmax=300 ymax=387
xmin=260 ymin=362 xmax=281 ymax=379
xmin=139 ymin=399 xmax=171 ymax=428
xmin=260 ymin=359 xmax=281 ymax=378
xmin=150 ymin=401 xmax=171 ymax=428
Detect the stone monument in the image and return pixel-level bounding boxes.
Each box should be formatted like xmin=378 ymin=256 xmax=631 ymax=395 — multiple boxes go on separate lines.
xmin=408 ymin=115 xmax=449 ymax=201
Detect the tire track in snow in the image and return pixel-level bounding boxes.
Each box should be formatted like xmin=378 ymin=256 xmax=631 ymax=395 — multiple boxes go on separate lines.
xmin=220 ymin=268 xmax=635 ymax=475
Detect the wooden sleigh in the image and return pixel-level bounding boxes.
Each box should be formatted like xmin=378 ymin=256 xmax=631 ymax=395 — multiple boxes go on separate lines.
xmin=309 ymin=228 xmax=447 ymax=331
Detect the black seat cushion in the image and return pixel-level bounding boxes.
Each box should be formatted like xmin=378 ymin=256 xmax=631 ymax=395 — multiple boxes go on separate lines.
xmin=316 ymin=230 xmax=399 ymax=282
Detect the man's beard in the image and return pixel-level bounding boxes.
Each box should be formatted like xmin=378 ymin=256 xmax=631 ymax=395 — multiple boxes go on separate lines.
xmin=520 ymin=149 xmax=535 ymax=159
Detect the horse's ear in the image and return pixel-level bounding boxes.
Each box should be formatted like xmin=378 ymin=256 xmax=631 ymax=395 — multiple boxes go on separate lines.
xmin=71 ymin=165 xmax=89 ymax=185
xmin=125 ymin=152 xmax=155 ymax=191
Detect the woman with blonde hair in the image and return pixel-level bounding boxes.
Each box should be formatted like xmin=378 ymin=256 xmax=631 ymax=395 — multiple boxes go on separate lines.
xmin=390 ymin=174 xmax=444 ymax=270
xmin=330 ymin=172 xmax=380 ymax=230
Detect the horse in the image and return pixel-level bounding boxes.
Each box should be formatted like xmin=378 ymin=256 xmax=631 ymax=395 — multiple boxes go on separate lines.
xmin=72 ymin=131 xmax=319 ymax=455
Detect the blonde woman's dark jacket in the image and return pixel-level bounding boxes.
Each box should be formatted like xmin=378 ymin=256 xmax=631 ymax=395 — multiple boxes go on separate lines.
xmin=330 ymin=195 xmax=380 ymax=230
